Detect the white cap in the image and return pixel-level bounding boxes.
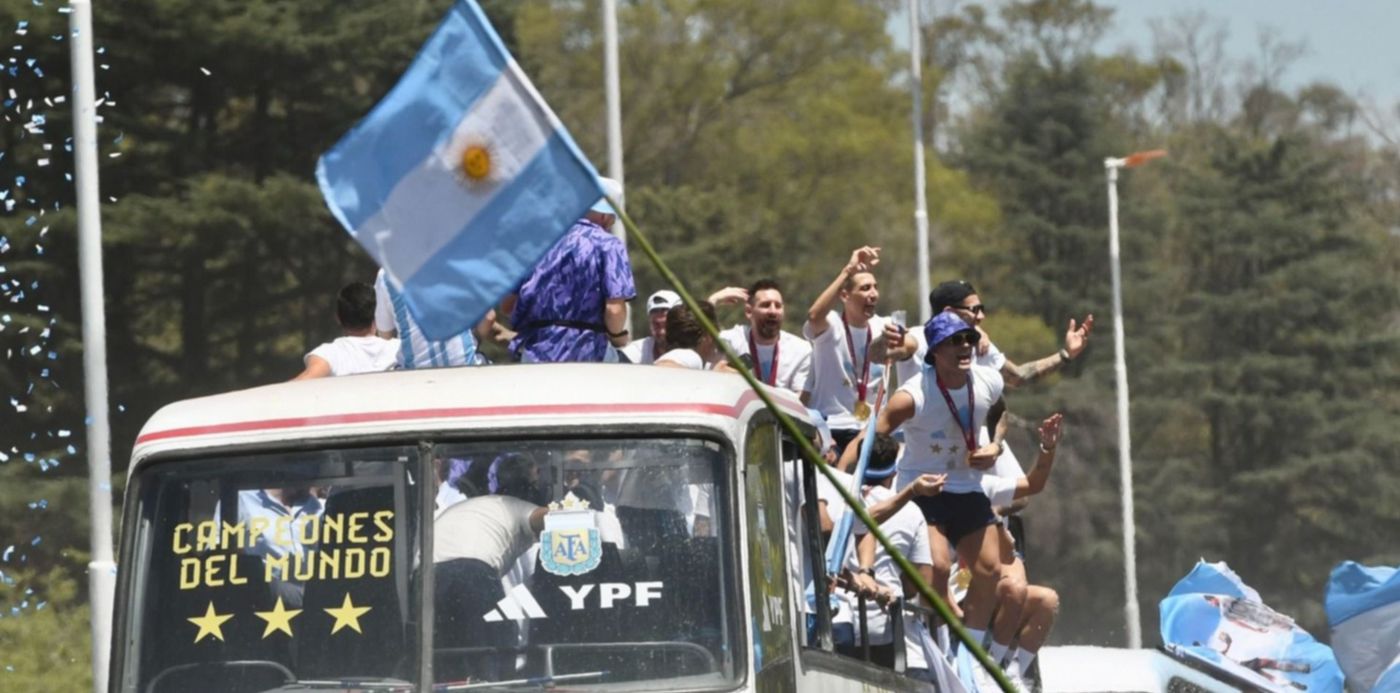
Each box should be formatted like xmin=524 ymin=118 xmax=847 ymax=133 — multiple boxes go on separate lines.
xmin=590 ymin=177 xmax=623 ymax=215
xmin=646 ymin=290 xmax=681 ymax=313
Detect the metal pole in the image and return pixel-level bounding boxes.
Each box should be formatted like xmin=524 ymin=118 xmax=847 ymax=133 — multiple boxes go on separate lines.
xmin=909 ymin=0 xmax=931 ymax=323
xmin=69 ymin=0 xmax=116 ymax=689
xmin=601 ymin=0 xmax=629 ymax=330
xmin=1105 ymin=160 xmax=1141 ymax=649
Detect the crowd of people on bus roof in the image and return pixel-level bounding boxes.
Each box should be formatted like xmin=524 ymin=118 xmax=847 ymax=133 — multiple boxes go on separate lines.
xmin=291 ymin=178 xmax=1095 ymax=692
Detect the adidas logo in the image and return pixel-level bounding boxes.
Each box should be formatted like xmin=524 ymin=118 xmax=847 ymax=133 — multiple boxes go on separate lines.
xmin=483 ymin=584 xmax=547 ymax=622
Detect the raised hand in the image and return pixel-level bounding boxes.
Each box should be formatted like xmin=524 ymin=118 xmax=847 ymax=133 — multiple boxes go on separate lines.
xmin=847 ymin=246 xmax=881 ymax=274
xmin=1038 ymin=413 xmax=1064 ymax=450
xmin=1064 ymin=314 xmax=1095 ymax=359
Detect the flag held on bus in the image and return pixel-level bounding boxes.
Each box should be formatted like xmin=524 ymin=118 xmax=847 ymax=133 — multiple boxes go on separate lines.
xmin=316 ymin=0 xmax=602 ymax=340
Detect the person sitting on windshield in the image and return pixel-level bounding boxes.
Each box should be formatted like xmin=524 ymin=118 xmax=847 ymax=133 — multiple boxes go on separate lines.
xmin=234 ymin=485 xmax=324 ymax=607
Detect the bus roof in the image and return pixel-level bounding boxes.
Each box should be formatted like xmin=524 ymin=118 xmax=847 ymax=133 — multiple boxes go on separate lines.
xmin=131 ymin=363 xmax=812 ymax=471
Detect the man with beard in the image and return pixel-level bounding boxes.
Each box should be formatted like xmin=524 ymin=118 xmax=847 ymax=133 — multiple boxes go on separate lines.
xmin=805 ymin=247 xmax=916 ymax=455
xmin=718 ymin=279 xmax=813 ymax=400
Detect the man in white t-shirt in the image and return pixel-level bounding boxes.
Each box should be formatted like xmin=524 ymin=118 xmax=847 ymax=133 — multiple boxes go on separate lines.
xmin=374 ymin=269 xmax=494 ymax=369
xmin=846 ymin=434 xmax=937 ymax=670
xmin=621 ymin=290 xmax=681 ymax=364
xmin=804 ymin=246 xmax=916 ymax=455
xmin=718 ymin=279 xmax=813 ymax=400
xmin=293 ymin=282 xmax=399 ymax=379
xmin=839 ymin=312 xmax=1009 ymax=674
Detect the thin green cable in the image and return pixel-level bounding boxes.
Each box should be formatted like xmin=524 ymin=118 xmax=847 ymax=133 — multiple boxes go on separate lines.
xmin=607 ymin=196 xmax=1014 ymax=693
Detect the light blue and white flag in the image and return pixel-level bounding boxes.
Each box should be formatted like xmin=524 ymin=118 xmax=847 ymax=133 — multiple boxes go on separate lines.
xmin=317 ymin=0 xmax=602 ymax=340
xmin=1326 ymin=561 xmax=1400 ymax=692
xmin=1160 ymin=560 xmax=1343 ymax=692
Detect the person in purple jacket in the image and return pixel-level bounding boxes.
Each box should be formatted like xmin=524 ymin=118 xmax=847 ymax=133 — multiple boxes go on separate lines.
xmin=504 ymin=178 xmax=637 ymax=362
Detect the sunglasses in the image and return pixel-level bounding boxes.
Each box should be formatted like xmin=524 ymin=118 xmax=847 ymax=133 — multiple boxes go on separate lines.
xmin=946 ymin=332 xmax=979 ymax=347
xmin=956 ymin=303 xmax=986 ymax=316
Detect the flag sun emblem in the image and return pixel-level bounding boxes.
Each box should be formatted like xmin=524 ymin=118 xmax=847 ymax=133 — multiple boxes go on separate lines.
xmin=459 ymin=142 xmax=494 ymax=183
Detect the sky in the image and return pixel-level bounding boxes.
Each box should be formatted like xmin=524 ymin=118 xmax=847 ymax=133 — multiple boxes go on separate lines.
xmin=890 ymin=0 xmax=1400 ymax=109
xmin=1101 ymin=0 xmax=1400 ymax=108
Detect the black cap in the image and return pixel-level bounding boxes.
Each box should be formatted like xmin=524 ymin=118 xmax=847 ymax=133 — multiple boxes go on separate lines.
xmin=929 ymin=280 xmax=977 ymax=314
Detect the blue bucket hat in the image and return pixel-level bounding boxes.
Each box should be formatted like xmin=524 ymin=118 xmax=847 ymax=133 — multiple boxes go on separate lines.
xmin=923 ymin=312 xmax=977 ymax=365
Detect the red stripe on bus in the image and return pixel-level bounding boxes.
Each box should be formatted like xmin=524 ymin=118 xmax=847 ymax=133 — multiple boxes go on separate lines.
xmin=134 ymin=390 xmax=804 ymax=446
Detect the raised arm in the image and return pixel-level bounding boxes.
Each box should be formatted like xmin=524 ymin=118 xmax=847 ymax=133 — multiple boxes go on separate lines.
xmin=806 ymin=246 xmax=879 ymax=337
xmin=1015 ymin=413 xmax=1063 ymax=499
xmin=1000 ymin=314 xmax=1094 ymax=388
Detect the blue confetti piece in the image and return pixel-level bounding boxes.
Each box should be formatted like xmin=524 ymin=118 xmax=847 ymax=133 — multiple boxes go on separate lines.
xmin=65 ymin=444 xmax=74 ymax=454
xmin=14 ymin=175 xmax=24 ymax=186
xmin=1 ymin=546 xmax=11 ymax=561
xmin=29 ymin=536 xmax=40 ymax=546
xmin=17 ymin=20 xmax=29 ymax=30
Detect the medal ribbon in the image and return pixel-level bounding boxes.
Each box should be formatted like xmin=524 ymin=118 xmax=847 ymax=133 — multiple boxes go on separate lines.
xmin=935 ymin=370 xmax=977 ymax=453
xmin=747 ymin=328 xmax=780 ymax=386
xmin=842 ymin=313 xmax=873 ymax=406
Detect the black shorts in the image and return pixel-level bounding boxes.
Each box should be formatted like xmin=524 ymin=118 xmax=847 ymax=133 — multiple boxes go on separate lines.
xmin=912 ymin=492 xmax=997 ymax=546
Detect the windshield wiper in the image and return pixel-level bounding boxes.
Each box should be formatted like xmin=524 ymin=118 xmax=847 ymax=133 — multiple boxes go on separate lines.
xmin=287 ymin=679 xmax=414 ymax=691
xmin=433 ymin=670 xmax=607 ymax=691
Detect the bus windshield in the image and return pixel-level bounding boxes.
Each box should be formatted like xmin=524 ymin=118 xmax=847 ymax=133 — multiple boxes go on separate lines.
xmin=119 ymin=436 xmax=738 ymax=692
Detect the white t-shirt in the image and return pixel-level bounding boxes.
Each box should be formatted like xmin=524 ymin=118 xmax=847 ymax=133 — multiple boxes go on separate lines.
xmin=433 ymin=495 xmax=538 ymax=574
xmin=306 ymin=335 xmax=399 ymax=376
xmin=804 ymin=311 xmax=889 ymax=431
xmin=717 ymin=325 xmax=813 ymax=397
xmin=374 ymin=270 xmax=480 ymax=369
xmin=655 ymin=347 xmax=706 ymax=370
xmin=894 ymin=364 xmax=1005 ymax=494
xmin=982 ymin=439 xmax=1026 ymax=512
xmin=620 ymin=335 xmax=662 ymax=364
xmin=850 ymin=485 xmax=932 ymax=646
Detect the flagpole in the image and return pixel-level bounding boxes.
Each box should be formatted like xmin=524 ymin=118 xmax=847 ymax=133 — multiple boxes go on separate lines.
xmin=601 ymin=0 xmax=628 ymax=329
xmin=68 ymin=0 xmax=116 ymax=689
xmin=908 ymin=0 xmax=931 ymax=323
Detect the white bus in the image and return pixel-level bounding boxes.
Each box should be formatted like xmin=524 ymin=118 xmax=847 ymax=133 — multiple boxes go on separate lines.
xmin=111 ymin=364 xmax=945 ymax=692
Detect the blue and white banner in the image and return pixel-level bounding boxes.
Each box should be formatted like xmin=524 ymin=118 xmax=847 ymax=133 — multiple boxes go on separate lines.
xmin=1326 ymin=561 xmax=1400 ymax=692
xmin=318 ymin=0 xmax=602 ymax=340
xmin=1160 ymin=560 xmax=1343 ymax=692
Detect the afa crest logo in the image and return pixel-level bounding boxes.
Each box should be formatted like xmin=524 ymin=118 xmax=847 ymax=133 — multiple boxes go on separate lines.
xmin=540 ymin=494 xmax=602 ymax=577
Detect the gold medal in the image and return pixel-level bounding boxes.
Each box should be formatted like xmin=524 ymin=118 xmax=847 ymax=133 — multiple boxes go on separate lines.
xmin=854 ymin=400 xmax=871 ymax=421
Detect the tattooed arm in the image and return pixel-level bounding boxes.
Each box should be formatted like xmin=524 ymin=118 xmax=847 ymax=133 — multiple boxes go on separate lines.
xmin=1001 ymin=314 xmax=1095 ymax=389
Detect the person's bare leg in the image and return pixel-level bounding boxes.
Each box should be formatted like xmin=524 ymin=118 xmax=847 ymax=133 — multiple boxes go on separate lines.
xmin=1016 ymin=585 xmax=1060 ymax=653
xmin=989 ymin=530 xmax=1027 ymax=665
xmin=954 ymin=523 xmax=1002 ymax=631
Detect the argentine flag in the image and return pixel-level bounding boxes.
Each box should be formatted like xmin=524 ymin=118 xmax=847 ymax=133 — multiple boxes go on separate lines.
xmin=317 ymin=0 xmax=603 ymax=340
xmin=1326 ymin=562 xmax=1400 ymax=692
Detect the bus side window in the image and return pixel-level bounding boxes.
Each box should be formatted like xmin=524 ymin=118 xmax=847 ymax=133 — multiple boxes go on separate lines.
xmin=780 ymin=434 xmax=834 ymax=652
xmin=746 ymin=423 xmax=795 ymax=688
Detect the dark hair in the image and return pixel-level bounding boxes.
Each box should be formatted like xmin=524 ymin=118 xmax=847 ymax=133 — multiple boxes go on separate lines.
xmin=871 ymin=433 xmax=900 ymax=468
xmin=664 ymin=300 xmax=718 ymax=350
xmin=929 ymin=280 xmax=977 ymax=313
xmin=747 ymin=278 xmax=782 ymax=303
xmin=842 ymin=270 xmax=875 ymax=293
xmin=336 ymin=281 xmax=377 ymax=330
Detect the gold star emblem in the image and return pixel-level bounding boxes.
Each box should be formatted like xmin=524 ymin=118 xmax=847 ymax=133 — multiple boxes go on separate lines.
xmin=930 ymin=443 xmax=943 ymax=455
xmin=325 ymin=592 xmax=372 ymax=635
xmin=254 ymin=597 xmax=302 ymax=638
xmin=188 ymin=601 xmax=234 ymax=643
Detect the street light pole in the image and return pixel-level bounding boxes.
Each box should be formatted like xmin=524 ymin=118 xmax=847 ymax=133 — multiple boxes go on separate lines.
xmin=1104 ymin=149 xmax=1164 ymax=650
xmin=908 ymin=0 xmax=931 ymax=324
xmin=602 ymin=0 xmax=629 ymax=329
